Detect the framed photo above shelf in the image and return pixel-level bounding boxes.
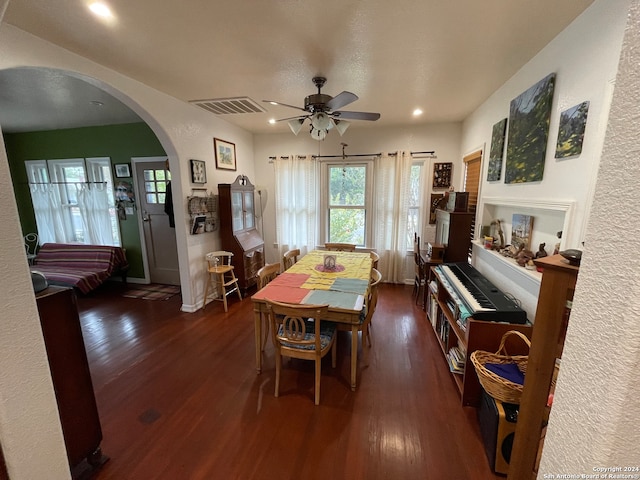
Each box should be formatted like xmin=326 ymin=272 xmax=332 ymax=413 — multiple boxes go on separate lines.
xmin=114 ymin=163 xmax=131 ymax=178
xmin=432 ymin=162 xmax=452 ymax=188
xmin=214 ymin=138 xmax=237 ymax=171
xmin=190 ymin=159 xmax=207 ymax=184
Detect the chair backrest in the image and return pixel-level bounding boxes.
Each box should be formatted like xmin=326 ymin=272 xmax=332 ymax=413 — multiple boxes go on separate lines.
xmin=257 ymin=262 xmax=280 ymax=289
xmin=206 ymin=251 xmax=234 ymax=268
xmin=24 ymin=233 xmax=39 ymax=256
xmin=364 ymin=268 xmax=382 ymax=325
xmin=325 ymin=242 xmax=356 ymax=252
xmin=369 ymin=251 xmax=380 ymax=269
xmin=282 ymin=248 xmax=300 ymax=270
xmin=265 ymin=300 xmax=329 ymax=352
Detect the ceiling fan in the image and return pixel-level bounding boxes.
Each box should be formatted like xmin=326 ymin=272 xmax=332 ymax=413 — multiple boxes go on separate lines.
xmin=264 ymin=76 xmax=381 ymax=140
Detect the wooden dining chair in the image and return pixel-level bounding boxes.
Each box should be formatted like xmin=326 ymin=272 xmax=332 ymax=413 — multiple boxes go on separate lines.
xmin=282 ymin=248 xmax=300 ymax=270
xmin=256 ymin=262 xmax=281 ymax=350
xmin=265 ymin=300 xmax=336 ymax=405
xmin=369 ymin=250 xmax=380 ymax=269
xmin=338 ymin=268 xmax=381 ymax=365
xmin=202 ymin=251 xmax=242 ymax=312
xmin=325 ymin=242 xmax=356 ymax=252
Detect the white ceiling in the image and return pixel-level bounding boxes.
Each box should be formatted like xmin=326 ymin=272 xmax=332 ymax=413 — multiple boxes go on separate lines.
xmin=0 ymin=0 xmax=595 ymax=135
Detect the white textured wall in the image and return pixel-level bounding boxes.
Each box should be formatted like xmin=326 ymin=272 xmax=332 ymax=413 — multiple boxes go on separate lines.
xmin=539 ymin=2 xmax=640 ymax=475
xmin=0 ymin=25 xmax=256 ymax=312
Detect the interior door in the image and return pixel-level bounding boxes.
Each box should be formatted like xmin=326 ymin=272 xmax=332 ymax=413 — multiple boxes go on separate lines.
xmin=135 ymin=160 xmax=180 ymax=285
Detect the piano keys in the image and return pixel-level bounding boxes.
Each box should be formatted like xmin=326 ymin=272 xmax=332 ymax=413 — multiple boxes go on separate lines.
xmin=437 ymin=263 xmax=528 ymax=324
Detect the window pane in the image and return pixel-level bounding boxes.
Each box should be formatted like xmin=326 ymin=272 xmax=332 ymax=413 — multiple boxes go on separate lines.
xmin=407 ymin=206 xmax=419 ymax=249
xmin=329 ymin=165 xmax=365 ymax=206
xmin=145 ymin=182 xmax=155 ymax=192
xmin=409 ymin=164 xmax=421 ymax=207
xmin=144 ymin=170 xmax=155 ymax=181
xmin=146 ymin=193 xmax=157 ymax=203
xmin=329 ymin=208 xmax=365 ymax=245
xmin=155 ymin=170 xmax=166 ymax=181
xmin=158 ymin=193 xmax=166 ymax=203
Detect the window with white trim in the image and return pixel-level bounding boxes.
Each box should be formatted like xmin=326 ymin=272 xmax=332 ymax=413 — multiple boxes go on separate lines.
xmin=406 ymin=161 xmax=424 ymax=249
xmin=25 ymin=157 xmax=121 ymax=246
xmin=320 ymin=161 xmax=373 ymax=247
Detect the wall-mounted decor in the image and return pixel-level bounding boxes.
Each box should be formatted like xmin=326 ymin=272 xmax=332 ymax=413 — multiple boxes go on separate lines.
xmin=487 ymin=118 xmax=507 ymax=181
xmin=114 ymin=163 xmax=131 ymax=178
xmin=505 ymin=73 xmax=556 ymax=184
xmin=214 ymin=138 xmax=237 ymax=171
xmin=429 ymin=193 xmax=445 ymax=224
xmin=432 ymin=162 xmax=452 ymax=188
xmin=555 ymin=101 xmax=590 ymax=159
xmin=511 ymin=214 xmax=533 ymax=250
xmin=114 ymin=180 xmax=135 ymax=203
xmin=190 ymin=159 xmax=207 ymax=184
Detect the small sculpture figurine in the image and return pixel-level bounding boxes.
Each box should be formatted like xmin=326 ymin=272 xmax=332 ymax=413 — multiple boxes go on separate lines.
xmin=515 ymin=248 xmax=535 ymax=267
xmin=535 ymin=242 xmax=548 ymax=259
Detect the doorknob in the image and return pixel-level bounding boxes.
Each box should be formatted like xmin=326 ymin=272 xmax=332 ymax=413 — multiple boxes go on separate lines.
xmin=142 ymin=211 xmax=150 ymax=222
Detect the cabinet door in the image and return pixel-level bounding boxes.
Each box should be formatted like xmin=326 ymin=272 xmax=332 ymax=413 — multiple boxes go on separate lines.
xmin=243 ymin=191 xmax=254 ymax=229
xmin=231 ymin=191 xmax=243 ymax=231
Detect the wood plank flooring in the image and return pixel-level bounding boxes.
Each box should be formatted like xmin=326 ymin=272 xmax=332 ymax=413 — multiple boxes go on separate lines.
xmin=76 ymin=283 xmax=502 ymax=480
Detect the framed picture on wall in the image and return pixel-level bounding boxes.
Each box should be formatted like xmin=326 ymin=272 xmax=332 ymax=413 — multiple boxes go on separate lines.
xmin=114 ymin=163 xmax=131 ymax=178
xmin=214 ymin=138 xmax=237 ymax=171
xmin=432 ymin=162 xmax=452 ymax=188
xmin=190 ymin=159 xmax=207 ymax=184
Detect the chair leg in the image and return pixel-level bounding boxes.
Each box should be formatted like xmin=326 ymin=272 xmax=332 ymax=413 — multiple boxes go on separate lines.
xmin=314 ymin=358 xmax=321 ymax=405
xmin=235 ymin=279 xmax=243 ymax=301
xmin=274 ymin=353 xmax=281 ymax=398
xmin=331 ymin=339 xmax=337 ymax=368
xmin=219 ymin=274 xmax=229 ymax=312
xmin=261 ymin=315 xmax=269 ymax=351
xmin=202 ymin=272 xmax=211 ymax=310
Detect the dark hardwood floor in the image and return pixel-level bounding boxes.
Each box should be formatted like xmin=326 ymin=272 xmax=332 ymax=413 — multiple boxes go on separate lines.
xmin=76 ymin=282 xmax=501 ymax=480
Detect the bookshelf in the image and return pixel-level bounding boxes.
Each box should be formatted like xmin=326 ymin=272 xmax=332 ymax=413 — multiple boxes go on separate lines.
xmin=427 ymin=267 xmax=532 ymax=406
xmin=507 ymin=254 xmax=579 ymax=479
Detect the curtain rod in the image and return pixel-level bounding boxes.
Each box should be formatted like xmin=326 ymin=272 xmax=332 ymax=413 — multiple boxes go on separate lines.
xmin=24 ymin=181 xmax=107 ymax=185
xmin=312 ymin=152 xmax=382 ymax=159
xmin=410 ymin=150 xmax=437 ymax=158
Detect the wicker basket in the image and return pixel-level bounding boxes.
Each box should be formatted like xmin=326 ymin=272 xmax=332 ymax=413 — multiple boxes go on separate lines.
xmin=470 ymin=330 xmax=531 ymax=405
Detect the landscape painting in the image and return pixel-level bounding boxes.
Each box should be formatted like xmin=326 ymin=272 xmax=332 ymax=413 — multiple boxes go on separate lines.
xmin=511 ymin=214 xmax=533 ymax=250
xmin=555 ymin=101 xmax=590 ymax=159
xmin=505 ymin=73 xmax=556 ymax=184
xmin=487 ymin=118 xmax=507 ymax=181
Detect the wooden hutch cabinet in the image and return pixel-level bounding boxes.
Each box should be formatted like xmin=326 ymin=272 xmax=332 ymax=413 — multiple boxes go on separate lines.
xmin=218 ymin=175 xmax=265 ymax=292
xmin=435 ymin=209 xmax=473 ymax=262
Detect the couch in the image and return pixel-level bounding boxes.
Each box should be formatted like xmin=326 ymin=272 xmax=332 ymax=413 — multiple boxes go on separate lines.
xmin=31 ymin=243 xmax=129 ymax=294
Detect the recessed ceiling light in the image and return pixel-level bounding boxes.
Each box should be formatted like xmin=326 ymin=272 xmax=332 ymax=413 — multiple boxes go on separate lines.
xmin=413 ymin=108 xmax=423 ymax=117
xmin=89 ymin=2 xmax=113 ymax=18
xmin=268 ymin=119 xmax=276 ymax=124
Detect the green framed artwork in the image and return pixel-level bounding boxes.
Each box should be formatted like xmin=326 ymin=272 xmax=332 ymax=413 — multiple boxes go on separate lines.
xmin=555 ymin=101 xmax=589 ymax=159
xmin=487 ymin=118 xmax=507 ymax=182
xmin=505 ymin=73 xmax=556 ymax=184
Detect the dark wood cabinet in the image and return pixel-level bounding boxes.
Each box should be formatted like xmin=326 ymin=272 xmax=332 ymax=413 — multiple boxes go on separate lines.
xmin=435 ymin=209 xmax=473 ymax=262
xmin=218 ymin=176 xmax=265 ymax=292
xmin=35 ymin=286 xmax=105 ymax=472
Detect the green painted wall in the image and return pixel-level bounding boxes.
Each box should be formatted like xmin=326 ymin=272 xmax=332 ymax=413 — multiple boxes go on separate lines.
xmin=4 ymin=122 xmax=166 ymax=279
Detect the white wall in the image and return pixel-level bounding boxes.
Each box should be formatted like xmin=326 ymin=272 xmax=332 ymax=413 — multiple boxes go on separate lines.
xmin=460 ymin=0 xmax=629 ymax=322
xmin=254 ymin=123 xmax=462 ymax=266
xmin=540 ymin=0 xmax=640 ymax=474
xmin=0 ymin=25 xmax=256 ymax=312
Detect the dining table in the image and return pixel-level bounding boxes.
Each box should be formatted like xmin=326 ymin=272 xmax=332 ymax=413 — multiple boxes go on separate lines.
xmin=251 ymin=249 xmax=373 ymax=391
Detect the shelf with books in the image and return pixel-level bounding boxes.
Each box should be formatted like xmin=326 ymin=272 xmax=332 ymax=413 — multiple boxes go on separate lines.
xmin=426 ymin=266 xmax=533 ymax=406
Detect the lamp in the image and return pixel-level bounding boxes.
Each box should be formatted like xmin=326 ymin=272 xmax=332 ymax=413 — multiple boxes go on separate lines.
xmin=333 ymin=119 xmax=351 ymax=136
xmin=310 ymin=127 xmax=327 ymax=141
xmin=311 ymin=112 xmax=331 ymax=131
xmin=288 ymin=118 xmax=304 ymax=135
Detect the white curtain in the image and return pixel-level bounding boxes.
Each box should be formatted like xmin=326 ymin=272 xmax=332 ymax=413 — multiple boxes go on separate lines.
xmin=274 ymin=155 xmax=319 ymax=256
xmin=30 ymin=183 xmax=68 ymax=244
xmin=77 ymin=183 xmax=117 ymax=245
xmin=372 ymin=151 xmax=412 ymax=283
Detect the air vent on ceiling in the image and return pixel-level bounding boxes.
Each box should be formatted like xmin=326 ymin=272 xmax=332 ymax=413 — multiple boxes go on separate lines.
xmin=189 ymin=97 xmax=265 ymax=115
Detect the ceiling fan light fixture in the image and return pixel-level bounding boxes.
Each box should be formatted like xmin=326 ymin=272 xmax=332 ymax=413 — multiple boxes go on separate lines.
xmin=310 ymin=127 xmax=327 ymax=141
xmin=288 ymin=118 xmax=304 ymax=135
xmin=334 ymin=120 xmax=350 ymax=136
xmin=311 ymin=112 xmax=331 ymax=131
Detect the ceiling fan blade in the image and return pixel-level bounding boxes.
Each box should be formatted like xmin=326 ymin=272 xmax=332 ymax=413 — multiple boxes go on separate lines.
xmin=274 ymin=114 xmax=310 ymax=122
xmin=263 ymin=100 xmax=307 ymax=112
xmin=333 ymin=110 xmax=381 ymax=121
xmin=326 ymin=91 xmax=358 ymax=111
